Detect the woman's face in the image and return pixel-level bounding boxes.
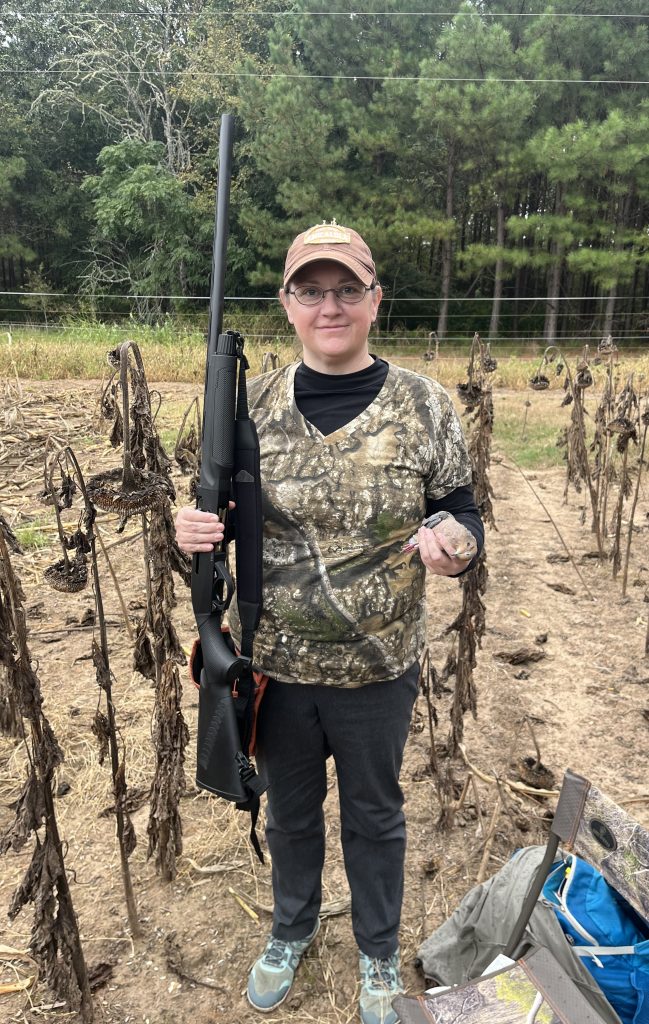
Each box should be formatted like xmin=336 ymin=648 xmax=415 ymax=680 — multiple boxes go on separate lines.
xmin=280 ymin=260 xmax=382 ymax=374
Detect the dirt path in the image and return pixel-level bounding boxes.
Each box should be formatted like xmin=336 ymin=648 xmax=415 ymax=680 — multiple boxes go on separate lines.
xmin=1 ymin=380 xmax=648 ymax=1024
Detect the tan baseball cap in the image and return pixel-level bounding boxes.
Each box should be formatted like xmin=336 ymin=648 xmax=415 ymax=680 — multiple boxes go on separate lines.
xmin=283 ymin=221 xmax=376 ymax=288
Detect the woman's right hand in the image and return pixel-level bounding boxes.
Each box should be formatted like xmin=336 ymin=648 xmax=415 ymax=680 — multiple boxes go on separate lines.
xmin=175 ymin=504 xmax=232 ymax=554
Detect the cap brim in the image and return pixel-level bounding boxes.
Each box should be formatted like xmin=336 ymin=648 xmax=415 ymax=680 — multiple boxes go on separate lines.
xmin=284 ymin=249 xmax=374 ymax=288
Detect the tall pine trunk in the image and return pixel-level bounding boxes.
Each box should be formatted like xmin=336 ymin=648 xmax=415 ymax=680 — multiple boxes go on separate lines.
xmin=602 ymin=287 xmax=616 ymax=338
xmin=544 ymin=185 xmax=565 ymax=344
xmin=489 ymin=202 xmax=506 ymax=339
xmin=437 ymin=146 xmax=455 ymax=341
xmin=602 ymin=192 xmax=631 ymax=339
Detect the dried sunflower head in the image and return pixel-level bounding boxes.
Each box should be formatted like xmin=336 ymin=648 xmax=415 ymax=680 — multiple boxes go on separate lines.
xmin=100 ymin=379 xmax=118 ymax=420
xmin=482 ymin=348 xmax=498 ymax=373
xmin=517 ymin=756 xmax=556 ymax=790
xmin=529 ymin=374 xmax=550 ymax=391
xmin=175 ymin=425 xmax=200 ymax=475
xmin=598 ymin=335 xmax=617 ymax=355
xmin=86 ymin=467 xmax=171 ymax=515
xmin=456 ymin=382 xmax=483 ymax=406
xmin=606 ymin=416 xmax=634 ymax=434
xmin=606 ymin=416 xmax=638 ymax=452
xmin=575 ymin=367 xmax=593 ymax=389
xmin=44 ymin=555 xmax=88 ymax=593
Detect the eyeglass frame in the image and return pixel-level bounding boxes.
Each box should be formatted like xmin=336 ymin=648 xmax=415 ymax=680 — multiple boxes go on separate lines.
xmin=285 ymin=281 xmax=377 ymax=306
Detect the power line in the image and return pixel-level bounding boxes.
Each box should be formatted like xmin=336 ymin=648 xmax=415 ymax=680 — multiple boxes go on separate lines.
xmin=1 ymin=291 xmax=645 ymax=302
xmin=2 ymin=307 xmax=644 ymax=320
xmin=1 ymin=69 xmax=646 ymax=85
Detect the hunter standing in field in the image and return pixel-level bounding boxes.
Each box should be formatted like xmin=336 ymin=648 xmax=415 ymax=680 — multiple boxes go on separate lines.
xmin=176 ymin=221 xmax=484 ymax=1024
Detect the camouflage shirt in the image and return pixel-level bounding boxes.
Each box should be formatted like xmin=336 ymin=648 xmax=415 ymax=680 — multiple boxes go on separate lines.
xmin=228 ymin=360 xmax=472 ymax=687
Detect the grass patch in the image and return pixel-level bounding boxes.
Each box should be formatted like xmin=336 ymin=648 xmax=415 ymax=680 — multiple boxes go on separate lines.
xmin=492 ymin=397 xmax=566 ymax=469
xmin=3 ymin=322 xmax=648 ymax=388
xmin=158 ymin=426 xmax=179 ymax=454
xmin=15 ymin=521 xmax=50 ymax=550
xmin=2 ymin=326 xmax=298 ymax=381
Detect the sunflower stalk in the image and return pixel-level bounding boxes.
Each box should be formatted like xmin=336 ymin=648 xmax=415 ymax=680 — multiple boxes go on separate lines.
xmin=621 ymin=404 xmax=648 ymax=597
xmin=548 ymin=345 xmax=604 ymax=558
xmin=0 ymin=530 xmax=94 ymax=1020
xmin=445 ymin=334 xmax=495 ymax=758
xmin=51 ymin=448 xmax=141 ymax=939
xmin=609 ymin=375 xmax=640 ymax=580
xmin=0 ymin=512 xmax=22 ymax=736
xmin=593 ymin=341 xmax=619 ymax=540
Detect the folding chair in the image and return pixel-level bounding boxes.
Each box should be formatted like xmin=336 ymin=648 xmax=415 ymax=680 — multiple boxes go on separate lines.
xmin=394 ymin=769 xmax=649 ymax=1024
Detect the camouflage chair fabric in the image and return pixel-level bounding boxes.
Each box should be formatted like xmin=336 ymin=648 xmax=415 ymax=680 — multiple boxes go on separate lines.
xmin=395 ymin=946 xmax=607 ymax=1024
xmin=394 ymin=770 xmax=649 ymax=1024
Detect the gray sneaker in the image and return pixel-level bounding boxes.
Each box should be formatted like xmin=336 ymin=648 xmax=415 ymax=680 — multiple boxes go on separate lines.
xmin=247 ymin=919 xmax=320 ymax=1012
xmin=359 ymin=950 xmax=404 ymax=1024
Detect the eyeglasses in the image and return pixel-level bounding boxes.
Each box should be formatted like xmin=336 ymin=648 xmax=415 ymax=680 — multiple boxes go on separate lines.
xmin=287 ymin=283 xmax=375 ymax=306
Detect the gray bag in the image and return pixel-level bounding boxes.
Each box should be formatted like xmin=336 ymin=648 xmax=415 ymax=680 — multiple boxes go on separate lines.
xmin=417 ymin=845 xmax=622 ymax=1024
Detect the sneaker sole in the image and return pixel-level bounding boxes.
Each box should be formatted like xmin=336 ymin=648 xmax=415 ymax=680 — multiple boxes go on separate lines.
xmin=247 ymin=985 xmax=292 ymax=1014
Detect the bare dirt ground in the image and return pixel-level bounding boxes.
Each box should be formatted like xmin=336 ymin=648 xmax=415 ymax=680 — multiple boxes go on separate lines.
xmin=1 ymin=378 xmax=648 ymax=1024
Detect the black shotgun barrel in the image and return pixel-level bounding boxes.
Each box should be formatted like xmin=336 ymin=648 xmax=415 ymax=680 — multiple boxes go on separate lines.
xmin=208 ymin=113 xmax=234 ymax=356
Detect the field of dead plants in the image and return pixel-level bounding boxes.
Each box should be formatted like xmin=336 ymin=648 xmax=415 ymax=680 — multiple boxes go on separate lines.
xmin=1 ymin=338 xmax=649 ymax=1024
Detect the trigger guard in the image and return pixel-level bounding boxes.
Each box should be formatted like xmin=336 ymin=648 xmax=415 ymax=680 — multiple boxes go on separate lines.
xmin=212 ymin=558 xmax=234 ymax=613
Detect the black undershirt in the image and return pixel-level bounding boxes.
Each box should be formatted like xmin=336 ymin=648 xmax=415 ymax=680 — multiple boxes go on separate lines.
xmin=294 ymin=358 xmax=485 ymax=569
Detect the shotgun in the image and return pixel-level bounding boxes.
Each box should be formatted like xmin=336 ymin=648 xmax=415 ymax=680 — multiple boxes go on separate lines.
xmin=191 ymin=114 xmax=266 ymax=827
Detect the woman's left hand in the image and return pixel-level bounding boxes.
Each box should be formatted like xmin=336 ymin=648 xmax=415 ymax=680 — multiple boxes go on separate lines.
xmin=416 ymin=523 xmax=474 ymax=577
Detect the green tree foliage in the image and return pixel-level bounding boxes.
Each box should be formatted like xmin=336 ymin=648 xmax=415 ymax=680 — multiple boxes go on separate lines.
xmin=81 ymin=140 xmax=205 ymax=320
xmin=1 ymin=0 xmax=648 ymax=342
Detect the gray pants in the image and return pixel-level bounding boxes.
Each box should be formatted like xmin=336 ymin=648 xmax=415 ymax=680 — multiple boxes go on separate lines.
xmin=255 ymin=663 xmax=420 ymax=958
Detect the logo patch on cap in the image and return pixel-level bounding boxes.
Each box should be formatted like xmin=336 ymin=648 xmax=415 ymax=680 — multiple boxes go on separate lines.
xmin=303 ymin=220 xmax=351 ymax=246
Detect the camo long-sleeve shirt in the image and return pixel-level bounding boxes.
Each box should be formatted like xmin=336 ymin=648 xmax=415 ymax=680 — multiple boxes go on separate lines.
xmin=227 ymin=360 xmax=472 ymax=687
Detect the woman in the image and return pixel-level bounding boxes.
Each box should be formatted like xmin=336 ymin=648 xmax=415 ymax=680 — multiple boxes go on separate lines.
xmin=176 ymin=221 xmax=484 ymax=1024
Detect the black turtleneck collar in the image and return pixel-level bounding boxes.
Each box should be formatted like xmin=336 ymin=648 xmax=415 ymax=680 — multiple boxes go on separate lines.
xmin=294 ymin=356 xmax=389 ymax=435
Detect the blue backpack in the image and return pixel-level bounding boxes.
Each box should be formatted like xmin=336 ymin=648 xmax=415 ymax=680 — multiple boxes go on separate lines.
xmin=543 ymin=854 xmax=649 ymax=1024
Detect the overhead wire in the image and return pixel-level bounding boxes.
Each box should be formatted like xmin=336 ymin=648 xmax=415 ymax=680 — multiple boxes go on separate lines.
xmin=2 ymin=292 xmax=642 ymax=299
xmin=0 ymin=291 xmax=645 ymax=302
xmin=0 ymin=305 xmax=646 ymax=320
xmin=2 ymin=321 xmax=646 ymax=343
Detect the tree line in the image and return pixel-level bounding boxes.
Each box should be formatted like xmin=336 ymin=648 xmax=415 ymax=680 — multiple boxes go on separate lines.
xmin=1 ymin=0 xmax=648 ymax=343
